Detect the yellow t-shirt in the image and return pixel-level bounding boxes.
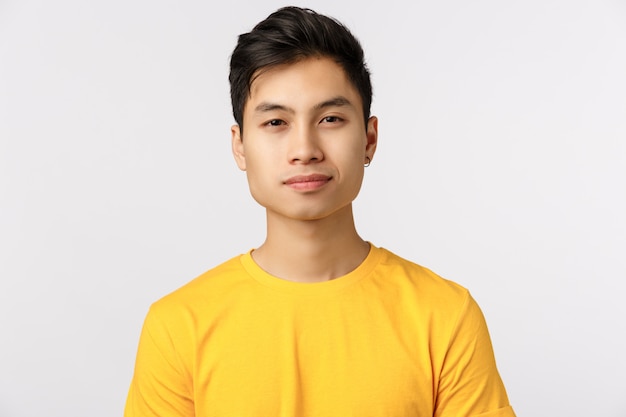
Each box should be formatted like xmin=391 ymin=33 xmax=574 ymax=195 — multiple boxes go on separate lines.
xmin=125 ymin=245 xmax=515 ymax=417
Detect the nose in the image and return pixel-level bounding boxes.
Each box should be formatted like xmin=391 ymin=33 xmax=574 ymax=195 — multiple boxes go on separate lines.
xmin=287 ymin=126 xmax=324 ymax=164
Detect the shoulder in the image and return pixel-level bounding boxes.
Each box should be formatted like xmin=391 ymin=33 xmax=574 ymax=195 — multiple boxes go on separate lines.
xmin=373 ymin=246 xmax=470 ymax=304
xmin=149 ymin=253 xmax=250 ymax=317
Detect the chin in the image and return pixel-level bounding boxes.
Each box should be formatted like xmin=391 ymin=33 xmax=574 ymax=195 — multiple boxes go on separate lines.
xmin=273 ymin=202 xmax=355 ymax=223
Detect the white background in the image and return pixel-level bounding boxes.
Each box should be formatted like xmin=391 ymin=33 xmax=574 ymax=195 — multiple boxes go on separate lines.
xmin=1 ymin=0 xmax=625 ymax=416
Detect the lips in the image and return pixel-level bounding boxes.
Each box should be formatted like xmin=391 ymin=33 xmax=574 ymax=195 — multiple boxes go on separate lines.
xmin=284 ymin=174 xmax=332 ymax=190
xmin=284 ymin=174 xmax=331 ymax=184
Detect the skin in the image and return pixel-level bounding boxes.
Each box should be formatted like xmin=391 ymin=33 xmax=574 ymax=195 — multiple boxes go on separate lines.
xmin=231 ymin=57 xmax=378 ymax=283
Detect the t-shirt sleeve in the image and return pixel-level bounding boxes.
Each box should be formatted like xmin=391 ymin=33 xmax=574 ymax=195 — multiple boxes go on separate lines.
xmin=124 ymin=306 xmax=194 ymax=417
xmin=435 ymin=293 xmax=516 ymax=417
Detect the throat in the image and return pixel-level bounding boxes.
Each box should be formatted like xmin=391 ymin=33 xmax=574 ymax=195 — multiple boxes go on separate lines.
xmin=252 ymin=237 xmax=370 ymax=283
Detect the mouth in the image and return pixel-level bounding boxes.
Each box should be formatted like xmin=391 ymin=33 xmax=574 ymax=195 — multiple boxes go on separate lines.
xmin=284 ymin=174 xmax=332 ymax=191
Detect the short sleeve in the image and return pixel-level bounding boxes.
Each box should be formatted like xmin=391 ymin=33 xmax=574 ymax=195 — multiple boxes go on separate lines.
xmin=435 ymin=294 xmax=516 ymax=417
xmin=124 ymin=306 xmax=195 ymax=417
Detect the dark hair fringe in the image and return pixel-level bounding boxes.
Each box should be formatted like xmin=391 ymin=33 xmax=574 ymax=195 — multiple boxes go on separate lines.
xmin=229 ymin=6 xmax=372 ymax=131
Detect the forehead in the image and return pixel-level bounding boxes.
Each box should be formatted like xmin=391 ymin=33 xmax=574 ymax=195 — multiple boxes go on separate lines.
xmin=245 ymin=57 xmax=362 ymax=113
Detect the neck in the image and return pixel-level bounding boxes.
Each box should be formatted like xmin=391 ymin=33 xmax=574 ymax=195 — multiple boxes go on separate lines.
xmin=252 ymin=205 xmax=370 ymax=283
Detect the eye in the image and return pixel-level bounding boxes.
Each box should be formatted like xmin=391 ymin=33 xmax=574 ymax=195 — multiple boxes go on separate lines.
xmin=265 ymin=119 xmax=286 ymax=127
xmin=321 ymin=116 xmax=343 ymax=124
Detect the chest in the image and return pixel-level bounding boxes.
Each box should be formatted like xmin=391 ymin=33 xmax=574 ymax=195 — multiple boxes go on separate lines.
xmin=191 ymin=294 xmax=439 ymax=417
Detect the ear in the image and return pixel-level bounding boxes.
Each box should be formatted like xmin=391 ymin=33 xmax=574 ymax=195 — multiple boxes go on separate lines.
xmin=365 ymin=116 xmax=378 ymax=161
xmin=231 ymin=124 xmax=246 ymax=171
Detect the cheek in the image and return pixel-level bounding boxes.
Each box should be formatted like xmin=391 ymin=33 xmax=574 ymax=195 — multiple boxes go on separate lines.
xmin=335 ymin=143 xmax=366 ymax=174
xmin=243 ymin=146 xmax=269 ymax=174
xmin=244 ymin=156 xmax=275 ymax=197
xmin=337 ymin=156 xmax=365 ymax=193
xmin=349 ymin=166 xmax=366 ymax=191
xmin=245 ymin=171 xmax=269 ymax=208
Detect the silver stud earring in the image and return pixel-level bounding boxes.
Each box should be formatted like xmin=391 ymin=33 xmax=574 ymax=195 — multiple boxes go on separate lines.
xmin=364 ymin=156 xmax=371 ymax=167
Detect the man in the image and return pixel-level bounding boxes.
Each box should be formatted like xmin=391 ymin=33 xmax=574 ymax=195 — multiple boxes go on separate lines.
xmin=125 ymin=6 xmax=516 ymax=416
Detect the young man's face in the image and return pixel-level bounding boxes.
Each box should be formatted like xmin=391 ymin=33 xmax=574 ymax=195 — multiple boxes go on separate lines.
xmin=231 ymin=57 xmax=377 ymax=222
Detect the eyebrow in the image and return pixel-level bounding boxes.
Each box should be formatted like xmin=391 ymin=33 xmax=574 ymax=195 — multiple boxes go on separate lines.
xmin=314 ymin=96 xmax=353 ymax=110
xmin=253 ymin=96 xmax=354 ymax=114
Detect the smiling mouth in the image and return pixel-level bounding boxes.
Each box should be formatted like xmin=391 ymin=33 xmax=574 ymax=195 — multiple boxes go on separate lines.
xmin=284 ymin=174 xmax=332 ymax=190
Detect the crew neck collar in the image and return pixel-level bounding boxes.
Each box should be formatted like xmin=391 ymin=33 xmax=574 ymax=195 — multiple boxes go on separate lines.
xmin=239 ymin=243 xmax=382 ymax=295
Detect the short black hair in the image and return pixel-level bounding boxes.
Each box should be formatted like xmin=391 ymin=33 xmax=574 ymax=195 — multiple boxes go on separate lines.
xmin=229 ymin=6 xmax=372 ymax=131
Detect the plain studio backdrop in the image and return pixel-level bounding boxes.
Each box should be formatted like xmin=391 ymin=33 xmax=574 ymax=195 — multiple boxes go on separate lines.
xmin=1 ymin=0 xmax=625 ymax=416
